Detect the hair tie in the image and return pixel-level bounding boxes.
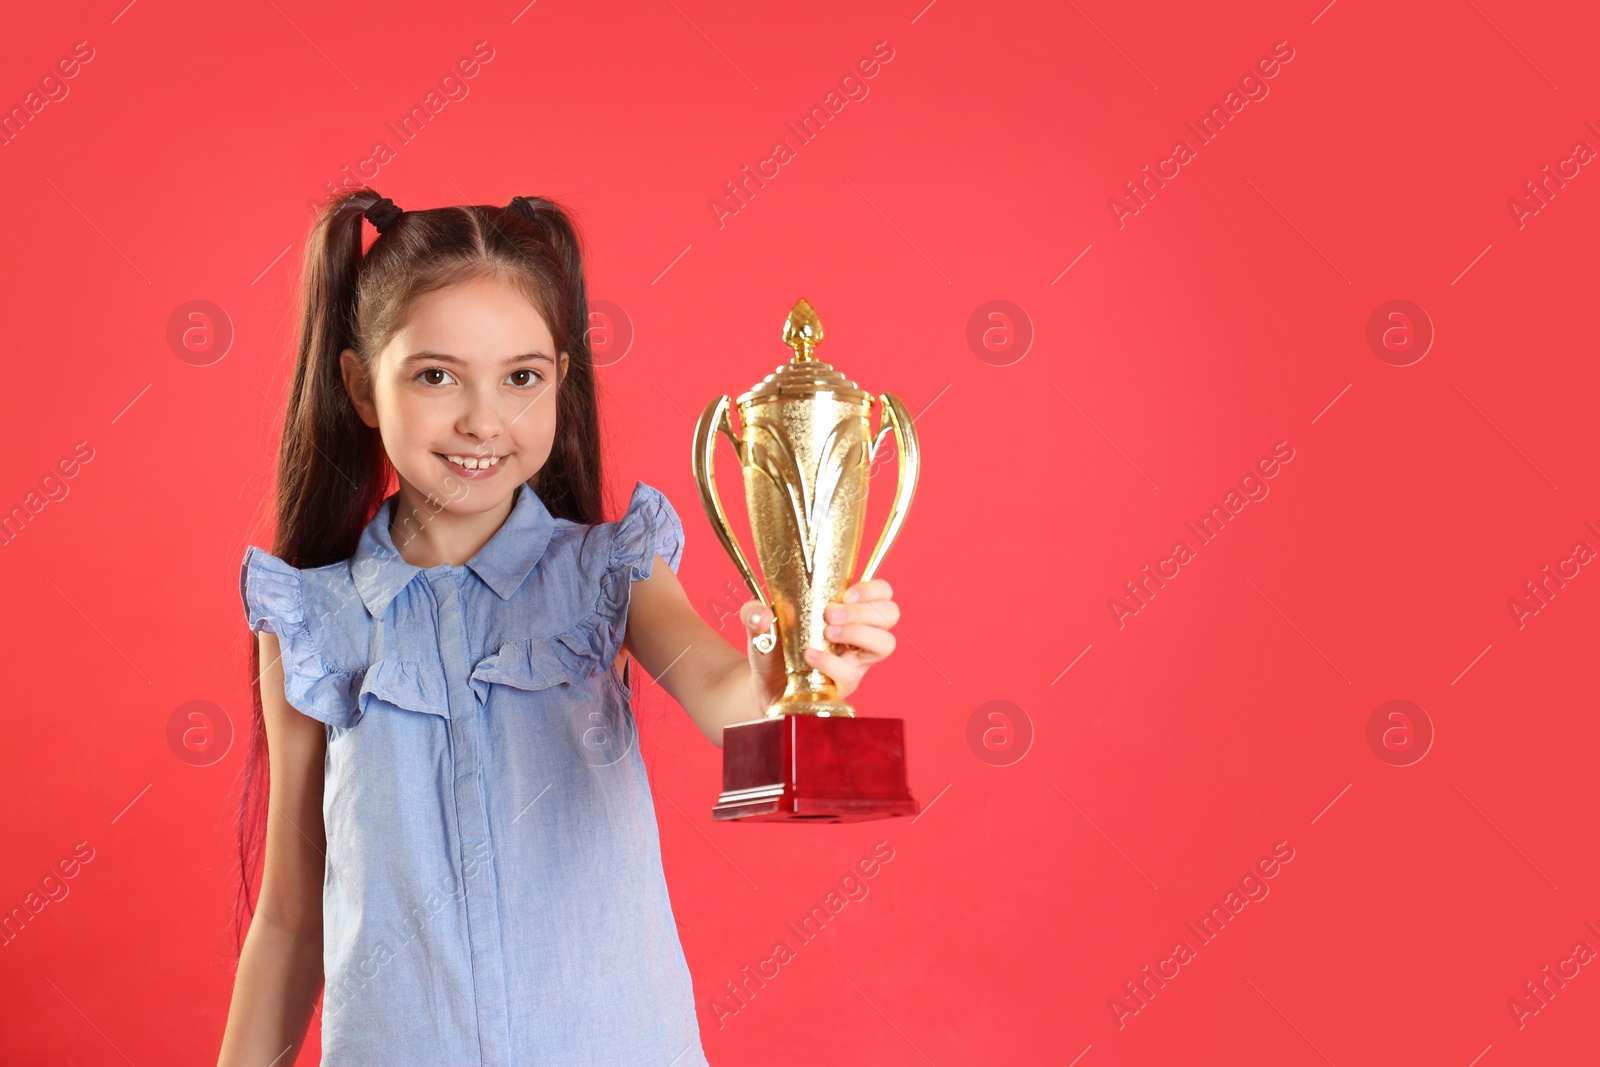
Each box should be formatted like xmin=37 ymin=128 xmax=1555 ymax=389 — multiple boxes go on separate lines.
xmin=364 ymin=197 xmax=403 ymax=234
xmin=508 ymin=195 xmax=538 ymax=222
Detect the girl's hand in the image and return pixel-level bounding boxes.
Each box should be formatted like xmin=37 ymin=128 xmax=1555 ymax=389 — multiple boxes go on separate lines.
xmin=741 ymin=579 xmax=900 ymax=711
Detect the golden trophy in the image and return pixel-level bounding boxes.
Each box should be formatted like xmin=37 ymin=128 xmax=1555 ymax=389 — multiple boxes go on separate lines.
xmin=693 ymin=298 xmax=920 ymax=822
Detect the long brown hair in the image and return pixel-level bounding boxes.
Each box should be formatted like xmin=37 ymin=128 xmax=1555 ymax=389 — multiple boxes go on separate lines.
xmin=234 ymin=190 xmax=606 ymax=946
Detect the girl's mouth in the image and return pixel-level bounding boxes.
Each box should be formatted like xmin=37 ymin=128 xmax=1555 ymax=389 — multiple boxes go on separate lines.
xmin=436 ymin=453 xmax=508 ymax=480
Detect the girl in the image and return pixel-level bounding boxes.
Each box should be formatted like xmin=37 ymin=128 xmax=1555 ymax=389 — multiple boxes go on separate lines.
xmin=216 ymin=191 xmax=903 ymax=1066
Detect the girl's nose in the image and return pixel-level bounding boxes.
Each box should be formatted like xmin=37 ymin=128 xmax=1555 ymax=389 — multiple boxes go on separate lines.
xmin=457 ymin=389 xmax=507 ymax=440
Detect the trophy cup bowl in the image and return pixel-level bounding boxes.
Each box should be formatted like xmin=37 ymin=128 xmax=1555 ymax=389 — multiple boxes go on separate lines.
xmin=693 ymin=298 xmax=921 ymax=822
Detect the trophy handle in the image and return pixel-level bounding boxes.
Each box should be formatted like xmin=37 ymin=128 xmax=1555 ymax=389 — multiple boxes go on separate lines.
xmin=692 ymin=394 xmax=773 ymax=617
xmin=858 ymin=392 xmax=920 ymax=583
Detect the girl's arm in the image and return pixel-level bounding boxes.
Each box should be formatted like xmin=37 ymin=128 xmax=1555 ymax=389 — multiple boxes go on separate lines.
xmin=216 ymin=631 xmax=328 ymax=1066
xmin=622 ymin=553 xmax=900 ymax=747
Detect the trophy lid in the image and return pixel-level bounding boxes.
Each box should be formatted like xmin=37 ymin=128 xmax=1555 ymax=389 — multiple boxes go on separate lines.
xmin=737 ymin=298 xmax=871 ymax=406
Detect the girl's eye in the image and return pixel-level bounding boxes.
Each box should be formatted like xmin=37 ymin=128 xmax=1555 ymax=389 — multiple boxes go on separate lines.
xmin=508 ymin=369 xmax=543 ymax=387
xmin=418 ymin=368 xmax=455 ymax=386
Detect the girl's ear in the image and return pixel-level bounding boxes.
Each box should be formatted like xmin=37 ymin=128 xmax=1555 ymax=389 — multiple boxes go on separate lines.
xmin=558 ymin=350 xmax=569 ymax=384
xmin=340 ymin=348 xmax=379 ymax=428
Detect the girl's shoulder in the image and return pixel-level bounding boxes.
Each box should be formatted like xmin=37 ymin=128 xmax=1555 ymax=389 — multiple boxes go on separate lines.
xmin=239 ymin=546 xmax=363 ymax=636
xmin=239 ymin=545 xmax=368 ymax=726
xmin=532 ymin=480 xmax=687 ymax=642
xmin=469 ymin=481 xmax=687 ymax=696
xmin=240 ymin=481 xmax=686 ymax=627
xmin=239 ymin=480 xmax=686 ymax=631
xmin=555 ymin=480 xmax=686 ymax=584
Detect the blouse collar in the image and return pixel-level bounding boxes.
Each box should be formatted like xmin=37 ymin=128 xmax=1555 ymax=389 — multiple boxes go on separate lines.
xmin=350 ymin=482 xmax=557 ymax=616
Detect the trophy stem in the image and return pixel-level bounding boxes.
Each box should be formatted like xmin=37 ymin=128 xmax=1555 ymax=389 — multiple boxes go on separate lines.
xmin=768 ymin=668 xmax=856 ymax=718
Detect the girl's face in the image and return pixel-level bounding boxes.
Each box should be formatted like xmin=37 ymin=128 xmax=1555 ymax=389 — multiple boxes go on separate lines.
xmin=341 ymin=274 xmax=569 ymax=516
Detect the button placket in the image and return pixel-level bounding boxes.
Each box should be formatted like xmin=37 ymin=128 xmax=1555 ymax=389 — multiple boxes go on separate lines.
xmin=429 ymin=568 xmax=513 ymax=1066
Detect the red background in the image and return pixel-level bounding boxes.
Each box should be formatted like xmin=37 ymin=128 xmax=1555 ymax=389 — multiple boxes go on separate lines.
xmin=2 ymin=1 xmax=1597 ymax=1063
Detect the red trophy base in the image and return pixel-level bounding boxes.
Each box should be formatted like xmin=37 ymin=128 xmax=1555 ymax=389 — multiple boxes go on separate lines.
xmin=712 ymin=714 xmax=919 ymax=823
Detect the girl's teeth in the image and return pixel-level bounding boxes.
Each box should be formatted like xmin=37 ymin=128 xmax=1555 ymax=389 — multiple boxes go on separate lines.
xmin=446 ymin=455 xmax=499 ymax=470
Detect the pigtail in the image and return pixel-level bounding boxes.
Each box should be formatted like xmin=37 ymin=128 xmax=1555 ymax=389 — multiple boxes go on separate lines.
xmin=276 ymin=193 xmax=395 ymax=567
xmin=507 ymin=196 xmax=592 ymax=368
xmin=234 ymin=192 xmax=394 ymax=946
xmin=503 ymin=196 xmax=603 ymax=527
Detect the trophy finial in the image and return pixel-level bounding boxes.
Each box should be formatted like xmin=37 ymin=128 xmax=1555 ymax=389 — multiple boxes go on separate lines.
xmin=782 ymin=298 xmax=824 ymax=361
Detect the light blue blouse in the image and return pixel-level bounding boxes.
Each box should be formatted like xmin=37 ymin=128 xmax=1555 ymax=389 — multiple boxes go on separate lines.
xmin=240 ymin=481 xmax=708 ymax=1067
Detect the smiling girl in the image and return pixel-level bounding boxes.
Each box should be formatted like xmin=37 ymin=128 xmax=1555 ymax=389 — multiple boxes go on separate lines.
xmin=215 ymin=192 xmax=902 ymax=1066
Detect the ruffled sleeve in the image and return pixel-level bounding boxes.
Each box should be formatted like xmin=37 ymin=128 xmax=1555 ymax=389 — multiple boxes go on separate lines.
xmin=551 ymin=482 xmax=687 ymax=681
xmin=240 ymin=545 xmax=363 ymax=728
xmin=610 ymin=480 xmax=686 ymax=581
